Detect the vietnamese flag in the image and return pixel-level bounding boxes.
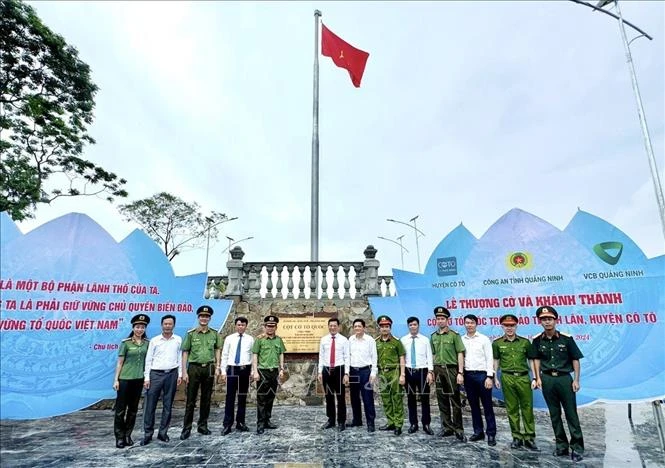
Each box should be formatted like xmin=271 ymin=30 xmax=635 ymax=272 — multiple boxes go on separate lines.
xmin=321 ymin=23 xmax=369 ymax=88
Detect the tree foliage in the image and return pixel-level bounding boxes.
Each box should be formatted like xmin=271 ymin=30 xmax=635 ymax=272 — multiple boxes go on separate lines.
xmin=0 ymin=0 xmax=128 ymax=221
xmin=118 ymin=192 xmax=228 ymax=261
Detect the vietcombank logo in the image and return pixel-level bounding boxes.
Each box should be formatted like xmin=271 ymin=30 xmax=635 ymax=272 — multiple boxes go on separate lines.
xmin=593 ymin=241 xmax=623 ymax=265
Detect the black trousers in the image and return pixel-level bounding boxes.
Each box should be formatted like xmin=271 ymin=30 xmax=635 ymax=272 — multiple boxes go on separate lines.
xmin=256 ymin=368 xmax=279 ymax=428
xmin=223 ymin=365 xmax=251 ymax=427
xmin=322 ymin=365 xmax=346 ymax=424
xmin=406 ymin=367 xmax=431 ymax=426
xmin=464 ymin=370 xmax=496 ymax=437
xmin=349 ymin=366 xmax=375 ymax=425
xmin=182 ymin=363 xmax=215 ymax=432
xmin=434 ymin=366 xmax=464 ymax=434
xmin=113 ymin=378 xmax=143 ymax=440
xmin=143 ymin=368 xmax=178 ymax=438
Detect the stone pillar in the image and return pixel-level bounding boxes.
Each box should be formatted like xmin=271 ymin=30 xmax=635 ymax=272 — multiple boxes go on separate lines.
xmin=225 ymin=246 xmax=245 ymax=297
xmin=362 ymin=245 xmax=380 ymax=297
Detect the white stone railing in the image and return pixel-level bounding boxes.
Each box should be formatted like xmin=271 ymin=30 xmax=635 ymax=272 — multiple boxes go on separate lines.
xmin=205 ymin=245 xmax=397 ymax=300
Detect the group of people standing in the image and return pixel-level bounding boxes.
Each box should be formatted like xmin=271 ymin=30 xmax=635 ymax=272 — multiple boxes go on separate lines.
xmin=315 ymin=306 xmax=585 ymax=462
xmin=112 ymin=306 xmax=285 ymax=448
xmin=112 ymin=304 xmax=585 ymax=462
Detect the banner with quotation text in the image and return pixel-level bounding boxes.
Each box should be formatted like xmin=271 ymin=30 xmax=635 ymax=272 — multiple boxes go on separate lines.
xmin=370 ymin=209 xmax=665 ymax=408
xmin=0 ymin=212 xmax=233 ymax=420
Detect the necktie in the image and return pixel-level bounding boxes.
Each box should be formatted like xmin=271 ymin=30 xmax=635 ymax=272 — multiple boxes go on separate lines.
xmin=411 ymin=336 xmax=417 ymax=368
xmin=330 ymin=335 xmax=336 ymax=368
xmin=234 ymin=334 xmax=243 ymax=365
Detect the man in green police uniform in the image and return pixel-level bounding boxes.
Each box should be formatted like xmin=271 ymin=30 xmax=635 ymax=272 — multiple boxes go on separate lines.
xmin=180 ymin=305 xmax=223 ymax=440
xmin=375 ymin=315 xmax=406 ymax=436
xmin=251 ymin=315 xmax=286 ymax=435
xmin=492 ymin=313 xmax=538 ymax=450
xmin=532 ymin=306 xmax=585 ymax=462
xmin=430 ymin=306 xmax=467 ymax=442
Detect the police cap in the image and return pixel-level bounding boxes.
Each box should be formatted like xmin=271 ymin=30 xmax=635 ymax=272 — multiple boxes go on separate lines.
xmin=196 ymin=305 xmax=213 ymax=316
xmin=131 ymin=314 xmax=150 ymax=326
xmin=377 ymin=315 xmax=393 ymax=326
xmin=499 ymin=314 xmax=518 ymax=325
xmin=433 ymin=306 xmax=450 ymax=318
xmin=535 ymin=306 xmax=558 ymax=319
xmin=264 ymin=315 xmax=279 ymax=325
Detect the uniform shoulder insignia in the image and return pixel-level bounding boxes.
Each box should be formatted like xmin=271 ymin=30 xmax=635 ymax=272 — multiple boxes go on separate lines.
xmin=516 ymin=335 xmax=528 ymax=341
xmin=559 ymin=331 xmax=572 ymax=337
xmin=492 ymin=336 xmax=502 ymax=343
xmin=531 ymin=332 xmax=543 ymax=339
xmin=208 ymin=327 xmax=218 ymax=334
xmin=121 ymin=337 xmax=132 ymax=342
xmin=430 ymin=331 xmax=437 ymax=337
xmin=187 ymin=327 xmax=197 ymax=333
xmin=450 ymin=329 xmax=458 ymax=334
xmin=375 ymin=335 xmax=381 ymax=341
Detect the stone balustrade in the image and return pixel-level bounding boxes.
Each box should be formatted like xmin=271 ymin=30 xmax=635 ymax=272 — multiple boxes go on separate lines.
xmin=204 ymin=245 xmax=397 ymax=300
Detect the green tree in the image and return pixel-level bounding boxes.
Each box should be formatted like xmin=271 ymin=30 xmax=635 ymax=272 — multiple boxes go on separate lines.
xmin=118 ymin=192 xmax=229 ymax=261
xmin=0 ymin=0 xmax=127 ymax=221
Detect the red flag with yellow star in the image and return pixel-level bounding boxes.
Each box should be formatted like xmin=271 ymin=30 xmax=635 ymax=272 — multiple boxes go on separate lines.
xmin=321 ymin=24 xmax=369 ymax=88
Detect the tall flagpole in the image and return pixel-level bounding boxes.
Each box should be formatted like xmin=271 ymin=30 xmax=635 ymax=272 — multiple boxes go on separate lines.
xmin=311 ymin=10 xmax=321 ymax=262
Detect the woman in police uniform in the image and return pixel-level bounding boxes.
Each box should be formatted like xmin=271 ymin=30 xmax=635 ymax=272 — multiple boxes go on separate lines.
xmin=112 ymin=314 xmax=150 ymax=448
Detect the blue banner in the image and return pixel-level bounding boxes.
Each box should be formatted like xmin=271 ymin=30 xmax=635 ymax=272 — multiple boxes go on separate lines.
xmin=0 ymin=212 xmax=233 ymax=420
xmin=370 ymin=208 xmax=665 ymax=408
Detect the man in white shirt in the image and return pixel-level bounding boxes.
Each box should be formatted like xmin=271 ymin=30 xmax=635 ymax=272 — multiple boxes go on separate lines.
xmin=400 ymin=316 xmax=434 ymax=435
xmin=317 ymin=317 xmax=350 ymax=431
xmin=220 ymin=316 xmax=255 ymax=435
xmin=141 ymin=314 xmax=182 ymax=446
xmin=461 ymin=313 xmax=497 ymax=446
xmin=348 ymin=318 xmax=378 ymax=432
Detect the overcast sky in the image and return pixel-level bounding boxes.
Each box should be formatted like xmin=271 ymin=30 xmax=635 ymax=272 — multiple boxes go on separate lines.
xmin=18 ymin=1 xmax=665 ymax=277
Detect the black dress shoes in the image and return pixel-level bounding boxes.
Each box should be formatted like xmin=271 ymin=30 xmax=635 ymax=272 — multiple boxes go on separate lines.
xmin=510 ymin=438 xmax=523 ymax=449
xmin=115 ymin=439 xmax=126 ymax=449
xmin=379 ymin=424 xmax=395 ymax=431
xmin=265 ymin=422 xmax=278 ymax=429
xmin=157 ymin=433 xmax=169 ymax=442
xmin=524 ymin=440 xmax=539 ymax=451
xmin=322 ymin=421 xmax=335 ymax=430
xmin=423 ymin=425 xmax=434 ymax=435
xmin=124 ymin=435 xmax=134 ymax=446
xmin=257 ymin=426 xmax=265 ymax=434
xmin=197 ymin=427 xmax=211 ymax=435
xmin=337 ymin=423 xmax=346 ymax=432
xmin=571 ymin=451 xmax=584 ymax=462
xmin=407 ymin=425 xmax=418 ymax=434
xmin=394 ymin=427 xmax=402 ymax=436
xmin=469 ymin=432 xmax=485 ymax=442
xmin=236 ymin=423 xmax=249 ymax=432
xmin=139 ymin=436 xmax=152 ymax=446
xmin=367 ymin=423 xmax=375 ymax=433
xmin=180 ymin=429 xmax=191 ymax=440
xmin=438 ymin=429 xmax=455 ymax=437
xmin=221 ymin=426 xmax=233 ymax=436
xmin=554 ymin=448 xmax=570 ymax=457
xmin=455 ymin=432 xmax=468 ymax=442
xmin=488 ymin=435 xmax=496 ymax=446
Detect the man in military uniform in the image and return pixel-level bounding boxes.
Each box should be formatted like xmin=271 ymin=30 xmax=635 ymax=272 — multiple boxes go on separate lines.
xmin=430 ymin=306 xmax=467 ymax=442
xmin=251 ymin=315 xmax=286 ymax=434
xmin=180 ymin=305 xmax=223 ymax=440
xmin=375 ymin=315 xmax=406 ymax=436
xmin=492 ymin=313 xmax=538 ymax=450
xmin=533 ymin=306 xmax=585 ymax=462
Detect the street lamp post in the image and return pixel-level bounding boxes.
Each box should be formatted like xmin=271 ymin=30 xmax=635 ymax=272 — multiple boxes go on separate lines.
xmin=377 ymin=235 xmax=410 ymax=269
xmin=222 ymin=236 xmax=255 ymax=260
xmin=571 ymin=0 xmax=665 ymax=240
xmin=204 ymin=216 xmax=238 ymax=272
xmin=387 ymin=216 xmax=426 ymax=272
